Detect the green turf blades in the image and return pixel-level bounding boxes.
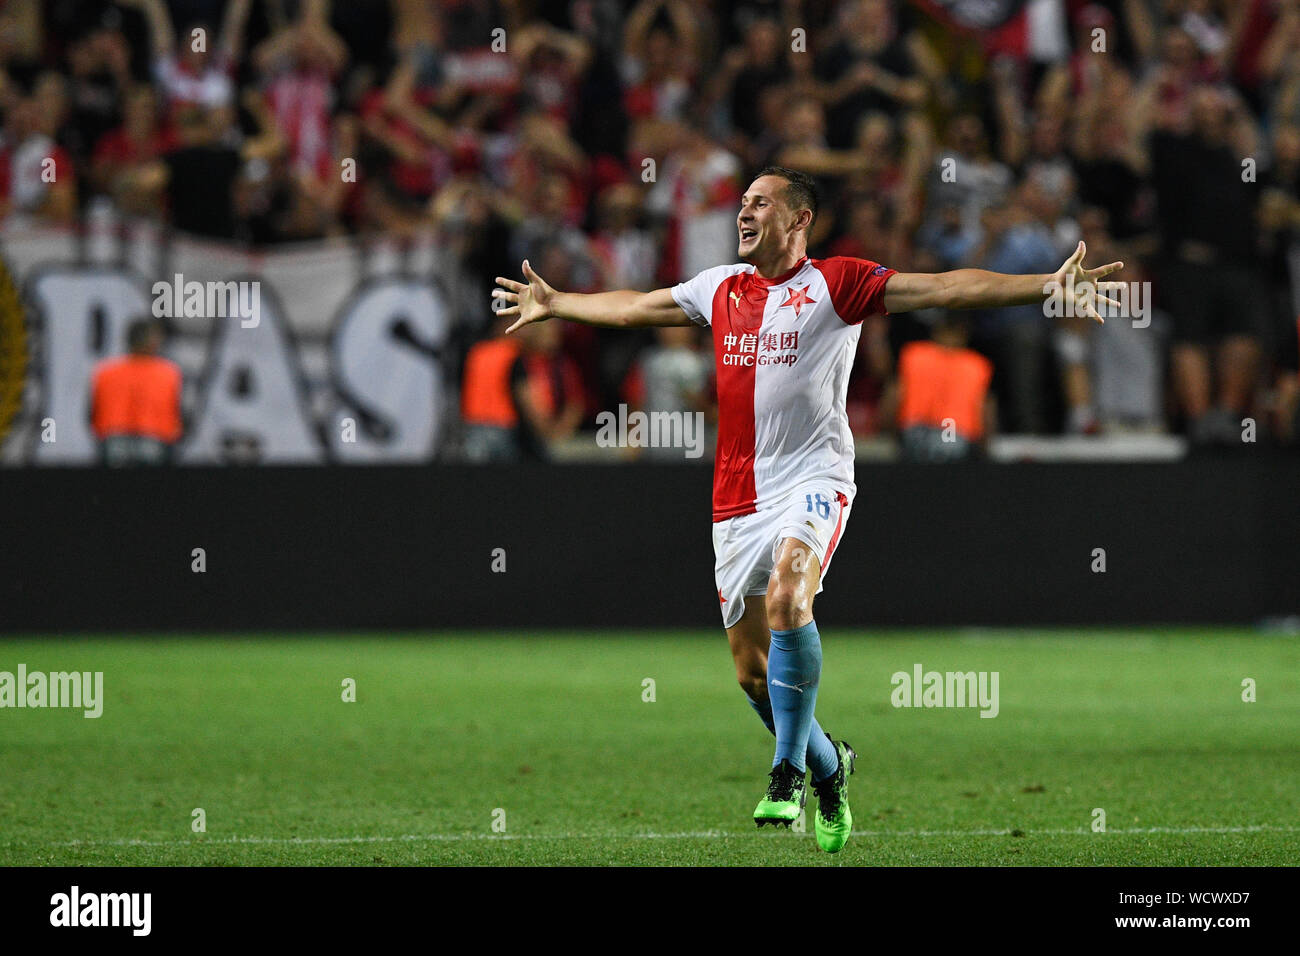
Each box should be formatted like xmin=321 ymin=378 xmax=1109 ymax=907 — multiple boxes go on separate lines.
xmin=1 ymin=631 xmax=1297 ymax=865
xmin=813 ymin=739 xmax=856 ymax=853
xmin=754 ymin=759 xmax=807 ymax=827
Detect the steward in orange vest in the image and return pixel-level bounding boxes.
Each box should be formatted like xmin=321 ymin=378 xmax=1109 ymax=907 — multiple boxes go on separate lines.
xmin=91 ymin=319 xmax=183 ymax=465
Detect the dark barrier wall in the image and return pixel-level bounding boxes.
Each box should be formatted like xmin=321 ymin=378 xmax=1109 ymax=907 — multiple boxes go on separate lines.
xmin=2 ymin=461 xmax=1296 ymax=632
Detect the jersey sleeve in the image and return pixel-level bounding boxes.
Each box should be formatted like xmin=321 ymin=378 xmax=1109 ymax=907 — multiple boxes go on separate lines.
xmin=670 ymin=263 xmax=746 ymax=328
xmin=818 ymin=257 xmax=897 ymax=324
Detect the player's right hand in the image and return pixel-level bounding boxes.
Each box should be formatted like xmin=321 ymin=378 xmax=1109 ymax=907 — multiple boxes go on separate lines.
xmin=493 ymin=260 xmax=555 ymax=334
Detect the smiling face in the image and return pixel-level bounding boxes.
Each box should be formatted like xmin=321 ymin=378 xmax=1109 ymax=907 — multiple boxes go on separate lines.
xmin=737 ymin=174 xmax=810 ymax=265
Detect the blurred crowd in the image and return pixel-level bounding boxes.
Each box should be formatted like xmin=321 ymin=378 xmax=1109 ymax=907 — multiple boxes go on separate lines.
xmin=3 ymin=0 xmax=1299 ymax=459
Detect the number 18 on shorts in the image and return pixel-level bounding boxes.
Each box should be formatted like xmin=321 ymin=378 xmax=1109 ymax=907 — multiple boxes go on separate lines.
xmin=712 ymin=482 xmax=853 ymax=628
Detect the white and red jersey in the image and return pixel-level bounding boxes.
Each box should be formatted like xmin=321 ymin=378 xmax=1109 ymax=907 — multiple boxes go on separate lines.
xmin=153 ymin=53 xmax=234 ymax=117
xmin=671 ymin=255 xmax=896 ymax=521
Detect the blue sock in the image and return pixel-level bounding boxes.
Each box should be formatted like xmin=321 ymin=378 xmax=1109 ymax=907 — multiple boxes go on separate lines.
xmin=745 ymin=694 xmax=776 ymax=735
xmin=746 ymin=693 xmax=838 ymax=780
xmin=767 ymin=620 xmax=837 ymax=777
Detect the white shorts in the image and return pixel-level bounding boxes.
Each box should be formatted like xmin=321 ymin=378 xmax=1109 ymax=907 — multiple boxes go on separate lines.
xmin=712 ymin=479 xmax=854 ymax=629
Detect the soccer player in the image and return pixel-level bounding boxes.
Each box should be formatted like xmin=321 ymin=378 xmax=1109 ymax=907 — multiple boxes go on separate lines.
xmin=492 ymin=166 xmax=1122 ymax=853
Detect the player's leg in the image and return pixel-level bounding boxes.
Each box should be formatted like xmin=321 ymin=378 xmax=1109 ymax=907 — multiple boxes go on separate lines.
xmin=726 ymin=592 xmax=835 ymax=763
xmin=763 ymin=536 xmax=838 ymax=777
xmin=749 ymin=536 xmax=835 ymax=828
xmin=718 ymin=500 xmax=854 ymax=842
xmin=765 ymin=493 xmax=858 ymax=852
xmin=727 ymin=595 xmax=775 ymax=731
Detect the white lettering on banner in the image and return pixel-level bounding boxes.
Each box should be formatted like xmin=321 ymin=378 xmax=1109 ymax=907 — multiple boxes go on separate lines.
xmin=19 ymin=267 xmax=451 ymax=464
xmin=178 ymin=286 xmax=320 ymax=464
xmin=327 ymin=280 xmax=450 ymax=463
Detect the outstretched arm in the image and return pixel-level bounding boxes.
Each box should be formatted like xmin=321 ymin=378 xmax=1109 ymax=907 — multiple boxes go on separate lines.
xmin=493 ymin=260 xmax=693 ymax=333
xmin=119 ymin=0 xmax=175 ymax=58
xmin=883 ymin=241 xmax=1124 ymax=322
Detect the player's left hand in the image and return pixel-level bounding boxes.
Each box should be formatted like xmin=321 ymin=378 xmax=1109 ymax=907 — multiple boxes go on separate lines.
xmin=492 ymin=259 xmax=556 ymax=334
xmin=1051 ymin=241 xmax=1125 ymax=324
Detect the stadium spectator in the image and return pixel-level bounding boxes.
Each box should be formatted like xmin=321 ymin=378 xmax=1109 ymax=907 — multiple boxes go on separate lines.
xmin=1277 ymin=332 xmax=1300 ymax=446
xmin=921 ymin=113 xmax=1013 ymax=253
xmin=249 ymin=6 xmax=346 ymax=184
xmin=358 ymin=57 xmax=456 ymax=235
xmin=590 ymin=182 xmax=656 ymax=292
xmin=90 ymin=84 xmax=175 ymax=214
xmin=243 ymin=5 xmax=353 ymax=240
xmin=512 ymin=21 xmax=592 ymax=125
xmin=3 ymin=0 xmax=1298 ymax=452
xmin=965 ymin=188 xmax=1059 ymax=434
xmin=510 ymin=314 xmax=585 ymax=460
xmin=460 ymin=311 xmax=584 ymax=462
xmin=645 ymin=121 xmax=742 ymax=282
xmin=888 ymin=312 xmax=994 ymax=462
xmin=759 ymin=97 xmax=839 ymax=227
xmin=1071 ymin=62 xmax=1153 ymax=244
xmin=1038 ymin=3 xmax=1128 ymax=109
xmin=121 ymin=0 xmax=240 ymax=141
xmin=508 ymin=169 xmax=597 ymax=291
xmin=1146 ymin=82 xmax=1269 ymax=445
xmin=810 ymin=0 xmax=930 ymax=149
xmin=434 ymin=0 xmax=520 ymax=101
xmin=621 ymin=323 xmax=714 ymax=460
xmin=1081 ymin=205 xmax=1166 ymax=433
xmin=460 ymin=319 xmax=525 ymax=462
xmin=64 ymin=27 xmax=135 ymax=173
xmin=0 ymin=82 xmax=77 ymax=223
xmin=90 ymin=317 xmax=183 ymax=466
xmin=153 ymin=81 xmax=282 ymax=240
xmin=703 ymin=16 xmax=792 ymax=149
xmin=843 ymin=108 xmax=928 ymax=244
xmin=430 ymin=174 xmax=517 ymax=333
xmin=829 ymin=192 xmax=901 ymax=275
xmin=620 ymin=0 xmax=700 ymax=121
xmin=1260 ymin=121 xmax=1300 ymax=444
xmin=1138 ymin=24 xmax=1221 ymax=130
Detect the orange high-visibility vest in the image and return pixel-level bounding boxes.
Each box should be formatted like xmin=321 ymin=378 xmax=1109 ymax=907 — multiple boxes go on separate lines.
xmin=897 ymin=341 xmax=992 ymax=441
xmin=91 ymin=355 xmax=183 ymax=443
xmin=461 ymin=337 xmax=522 ymax=428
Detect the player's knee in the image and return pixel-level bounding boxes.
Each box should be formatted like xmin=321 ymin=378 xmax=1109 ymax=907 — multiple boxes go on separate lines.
xmin=766 ymin=581 xmax=810 ymax=631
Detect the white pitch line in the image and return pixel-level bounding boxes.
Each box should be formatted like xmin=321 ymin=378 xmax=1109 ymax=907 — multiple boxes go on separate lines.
xmin=20 ymin=824 xmax=1300 ymax=849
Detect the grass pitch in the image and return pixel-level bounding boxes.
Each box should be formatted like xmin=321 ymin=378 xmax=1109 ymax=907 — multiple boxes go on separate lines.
xmin=0 ymin=630 xmax=1296 ymax=866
